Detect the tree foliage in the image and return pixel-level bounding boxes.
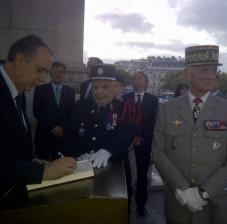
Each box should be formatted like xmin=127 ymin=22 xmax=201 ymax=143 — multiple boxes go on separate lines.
xmin=218 ymin=72 xmax=227 ymax=94
xmin=161 ymin=71 xmax=227 ymax=94
xmin=160 ymin=70 xmax=187 ymax=91
xmin=116 ymin=68 xmax=132 ymax=86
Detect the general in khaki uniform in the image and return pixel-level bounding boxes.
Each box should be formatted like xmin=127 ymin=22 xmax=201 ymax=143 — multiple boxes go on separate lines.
xmin=153 ymin=45 xmax=227 ymax=224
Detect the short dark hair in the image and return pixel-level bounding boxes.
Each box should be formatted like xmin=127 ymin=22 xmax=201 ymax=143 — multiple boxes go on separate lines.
xmin=174 ymin=83 xmax=188 ymax=98
xmin=7 ymin=35 xmax=52 ymax=62
xmin=51 ymin=61 xmax=66 ymax=71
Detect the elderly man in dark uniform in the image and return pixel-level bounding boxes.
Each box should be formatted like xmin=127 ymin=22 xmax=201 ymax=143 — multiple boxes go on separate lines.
xmin=153 ymin=45 xmax=227 ymax=224
xmin=64 ymin=64 xmax=138 ymax=217
xmin=65 ymin=64 xmax=137 ymax=167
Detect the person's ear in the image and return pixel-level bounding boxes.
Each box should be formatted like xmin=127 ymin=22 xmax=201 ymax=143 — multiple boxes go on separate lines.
xmin=14 ymin=53 xmax=26 ymax=67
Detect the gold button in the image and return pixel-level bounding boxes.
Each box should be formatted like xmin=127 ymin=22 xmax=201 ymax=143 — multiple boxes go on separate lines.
xmin=191 ymin=178 xmax=196 ymax=183
xmin=192 ymin=148 xmax=196 ymax=152
xmin=193 ymin=134 xmax=197 ymax=137
xmin=192 ymin=163 xmax=196 ymax=167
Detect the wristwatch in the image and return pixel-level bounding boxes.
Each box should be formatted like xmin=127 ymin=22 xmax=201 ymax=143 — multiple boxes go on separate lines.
xmin=199 ymin=187 xmax=210 ymax=201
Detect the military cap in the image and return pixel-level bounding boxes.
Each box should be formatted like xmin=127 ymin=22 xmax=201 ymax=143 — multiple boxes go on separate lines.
xmin=185 ymin=45 xmax=222 ymax=66
xmin=90 ymin=64 xmax=116 ymax=81
xmin=87 ymin=57 xmax=103 ymax=66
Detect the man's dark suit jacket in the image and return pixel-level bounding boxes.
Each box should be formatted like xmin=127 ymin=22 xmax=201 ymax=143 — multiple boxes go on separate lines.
xmin=0 ymin=70 xmax=44 ymax=209
xmin=123 ymin=92 xmax=158 ymax=145
xmin=33 ymin=83 xmax=75 ymax=159
xmin=80 ymin=80 xmax=92 ymax=100
xmin=123 ymin=91 xmax=158 ymax=209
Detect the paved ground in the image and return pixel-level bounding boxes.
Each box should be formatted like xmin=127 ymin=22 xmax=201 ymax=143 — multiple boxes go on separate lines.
xmin=128 ymin=151 xmax=166 ymax=224
xmin=129 ymin=152 xmax=165 ymax=224
xmin=130 ymin=189 xmax=166 ymax=224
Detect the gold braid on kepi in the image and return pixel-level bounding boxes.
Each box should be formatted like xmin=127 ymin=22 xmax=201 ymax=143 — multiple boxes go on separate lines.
xmin=185 ymin=45 xmax=222 ymax=66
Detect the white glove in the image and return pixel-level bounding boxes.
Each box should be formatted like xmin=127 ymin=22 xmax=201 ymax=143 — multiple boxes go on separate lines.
xmin=175 ymin=188 xmax=197 ymax=212
xmin=175 ymin=188 xmax=187 ymax=206
xmin=76 ymin=151 xmax=94 ymax=161
xmin=175 ymin=187 xmax=207 ymax=212
xmin=89 ymin=149 xmax=112 ymax=168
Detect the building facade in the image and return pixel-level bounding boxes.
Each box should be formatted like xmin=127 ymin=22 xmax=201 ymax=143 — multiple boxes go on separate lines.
xmin=115 ymin=56 xmax=185 ymax=95
xmin=0 ymin=0 xmax=85 ymax=128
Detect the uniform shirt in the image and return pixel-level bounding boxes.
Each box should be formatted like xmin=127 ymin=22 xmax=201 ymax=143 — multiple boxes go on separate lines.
xmin=188 ymin=90 xmax=210 ymax=111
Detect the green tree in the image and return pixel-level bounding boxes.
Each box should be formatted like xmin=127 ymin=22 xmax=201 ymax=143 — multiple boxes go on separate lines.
xmin=161 ymin=70 xmax=187 ymax=91
xmin=116 ymin=68 xmax=132 ymax=86
xmin=218 ymin=72 xmax=227 ymax=94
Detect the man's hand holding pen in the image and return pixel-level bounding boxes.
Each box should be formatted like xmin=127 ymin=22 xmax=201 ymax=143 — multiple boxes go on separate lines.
xmin=42 ymin=154 xmax=77 ymax=180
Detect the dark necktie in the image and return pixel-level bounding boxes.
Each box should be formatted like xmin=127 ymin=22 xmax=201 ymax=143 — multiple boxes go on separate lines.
xmin=15 ymin=93 xmax=27 ymax=133
xmin=136 ymin=94 xmax=142 ymax=104
xmin=192 ymin=97 xmax=202 ymax=122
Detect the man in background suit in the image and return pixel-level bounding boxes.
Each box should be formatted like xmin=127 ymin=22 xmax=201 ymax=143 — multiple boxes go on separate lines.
xmin=153 ymin=45 xmax=227 ymax=224
xmin=0 ymin=35 xmax=76 ymax=210
xmin=124 ymin=71 xmax=158 ymax=217
xmin=33 ymin=62 xmax=75 ymax=161
xmin=80 ymin=57 xmax=103 ymax=100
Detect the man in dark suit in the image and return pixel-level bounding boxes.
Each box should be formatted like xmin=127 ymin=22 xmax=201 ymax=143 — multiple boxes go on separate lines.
xmin=124 ymin=71 xmax=158 ymax=217
xmin=80 ymin=57 xmax=103 ymax=100
xmin=33 ymin=62 xmax=76 ymax=161
xmin=0 ymin=35 xmax=76 ymax=210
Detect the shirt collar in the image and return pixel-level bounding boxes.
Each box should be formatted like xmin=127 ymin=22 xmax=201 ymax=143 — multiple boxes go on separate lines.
xmin=134 ymin=91 xmax=145 ymax=97
xmin=51 ymin=82 xmax=62 ymax=89
xmin=0 ymin=65 xmax=19 ymax=100
xmin=188 ymin=90 xmax=210 ymax=105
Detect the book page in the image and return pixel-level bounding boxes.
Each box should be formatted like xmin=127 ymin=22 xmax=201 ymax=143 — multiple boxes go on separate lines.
xmin=27 ymin=160 xmax=94 ymax=191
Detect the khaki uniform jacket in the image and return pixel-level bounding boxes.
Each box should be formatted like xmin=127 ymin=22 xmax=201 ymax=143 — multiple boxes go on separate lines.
xmin=153 ymin=93 xmax=227 ymax=224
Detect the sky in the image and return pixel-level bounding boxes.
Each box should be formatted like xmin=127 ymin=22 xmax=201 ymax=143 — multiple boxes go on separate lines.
xmin=83 ymin=0 xmax=227 ymax=71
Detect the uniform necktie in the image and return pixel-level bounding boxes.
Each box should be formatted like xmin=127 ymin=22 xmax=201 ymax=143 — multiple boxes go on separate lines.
xmin=15 ymin=93 xmax=27 ymax=133
xmin=136 ymin=94 xmax=142 ymax=104
xmin=55 ymin=85 xmax=61 ymax=106
xmin=192 ymin=97 xmax=202 ymax=122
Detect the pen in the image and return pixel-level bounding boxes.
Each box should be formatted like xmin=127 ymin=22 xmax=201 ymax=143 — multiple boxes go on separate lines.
xmin=57 ymin=151 xmax=65 ymax=158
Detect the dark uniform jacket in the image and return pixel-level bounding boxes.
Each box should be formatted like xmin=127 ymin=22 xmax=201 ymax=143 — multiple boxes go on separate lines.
xmin=33 ymin=83 xmax=75 ymax=159
xmin=80 ymin=80 xmax=92 ymax=100
xmin=64 ymin=98 xmax=137 ymax=158
xmin=0 ymin=70 xmax=44 ymax=209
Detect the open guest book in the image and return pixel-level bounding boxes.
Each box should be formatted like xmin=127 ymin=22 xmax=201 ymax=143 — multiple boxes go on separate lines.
xmin=27 ymin=160 xmax=94 ymax=191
